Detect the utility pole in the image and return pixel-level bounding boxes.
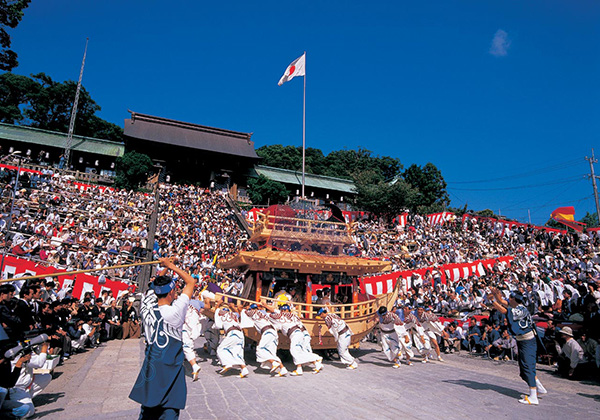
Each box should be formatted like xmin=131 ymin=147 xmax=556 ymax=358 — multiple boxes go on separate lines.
xmin=585 ymin=149 xmax=600 ymax=225
xmin=0 ymin=152 xmax=23 ymax=277
xmin=64 ymin=38 xmax=89 ymax=169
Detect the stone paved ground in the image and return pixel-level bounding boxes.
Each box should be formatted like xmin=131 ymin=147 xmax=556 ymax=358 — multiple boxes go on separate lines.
xmin=33 ymin=337 xmax=599 ymax=420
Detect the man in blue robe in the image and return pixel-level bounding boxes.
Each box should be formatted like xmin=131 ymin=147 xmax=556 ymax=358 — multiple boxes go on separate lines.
xmin=129 ymin=258 xmax=197 ymax=419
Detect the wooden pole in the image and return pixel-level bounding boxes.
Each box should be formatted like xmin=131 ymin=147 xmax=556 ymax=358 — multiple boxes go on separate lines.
xmin=0 ymin=260 xmax=160 ymax=284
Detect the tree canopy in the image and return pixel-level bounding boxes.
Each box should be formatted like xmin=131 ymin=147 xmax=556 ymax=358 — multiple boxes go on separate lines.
xmin=0 ymin=72 xmax=123 ymax=141
xmin=580 ymin=212 xmax=599 ymax=228
xmin=0 ymin=0 xmax=30 ymax=71
xmin=256 ymin=144 xmax=450 ymax=217
xmin=247 ymin=174 xmax=288 ymax=205
xmin=115 ymin=150 xmax=153 ymax=191
xmin=256 ymin=145 xmax=403 ymax=181
xmin=403 ymin=162 xmax=450 ymax=213
xmin=352 ymin=169 xmax=416 ymax=220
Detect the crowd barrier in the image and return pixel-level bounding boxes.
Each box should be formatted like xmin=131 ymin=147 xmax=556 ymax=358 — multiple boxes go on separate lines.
xmin=2 ymin=255 xmax=132 ymax=299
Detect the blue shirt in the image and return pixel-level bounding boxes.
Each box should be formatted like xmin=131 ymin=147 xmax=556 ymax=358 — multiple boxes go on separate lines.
xmin=506 ymin=304 xmax=533 ymax=336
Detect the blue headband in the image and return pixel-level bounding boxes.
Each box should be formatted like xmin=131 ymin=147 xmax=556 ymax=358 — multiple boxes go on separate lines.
xmin=151 ymin=279 xmax=176 ymax=295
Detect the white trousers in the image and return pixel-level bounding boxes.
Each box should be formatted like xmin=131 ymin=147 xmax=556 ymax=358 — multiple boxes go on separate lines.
xmin=256 ymin=329 xmax=282 ymax=369
xmin=71 ymin=333 xmax=88 ymax=350
xmin=289 ymin=330 xmax=320 ymax=366
xmin=336 ymin=331 xmax=355 ymax=365
xmin=217 ymin=331 xmax=246 ymax=368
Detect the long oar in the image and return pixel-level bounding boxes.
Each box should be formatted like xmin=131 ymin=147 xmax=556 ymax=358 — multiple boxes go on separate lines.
xmin=0 ymin=260 xmax=160 ymax=284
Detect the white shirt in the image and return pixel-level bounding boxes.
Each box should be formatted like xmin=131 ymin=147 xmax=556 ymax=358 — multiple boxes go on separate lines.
xmin=159 ymin=293 xmax=189 ymax=330
xmin=562 ymin=338 xmax=585 ymax=369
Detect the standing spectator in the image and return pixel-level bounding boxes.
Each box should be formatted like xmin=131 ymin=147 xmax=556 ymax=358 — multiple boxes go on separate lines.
xmin=106 ymin=300 xmax=123 ymax=340
xmin=121 ymin=299 xmax=140 ymax=339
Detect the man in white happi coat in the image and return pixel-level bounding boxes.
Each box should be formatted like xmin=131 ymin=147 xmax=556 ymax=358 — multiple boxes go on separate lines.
xmin=241 ymin=303 xmax=288 ymax=376
xmin=268 ymin=304 xmax=322 ymax=376
xmin=402 ymin=305 xmax=432 ymax=363
xmin=377 ymin=306 xmax=413 ymax=368
xmin=317 ymin=307 xmax=358 ymax=369
xmin=415 ymin=306 xmax=445 ymax=362
xmin=199 ymin=290 xmax=219 ymax=356
xmin=182 ymin=299 xmax=205 ymax=381
xmin=213 ymin=302 xmax=249 ymax=378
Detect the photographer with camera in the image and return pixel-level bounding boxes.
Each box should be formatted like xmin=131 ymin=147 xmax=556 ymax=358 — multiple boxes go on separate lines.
xmin=3 ymin=333 xmax=52 ymax=418
xmin=68 ymin=319 xmax=88 ymax=352
xmin=0 ymin=341 xmax=30 ymax=418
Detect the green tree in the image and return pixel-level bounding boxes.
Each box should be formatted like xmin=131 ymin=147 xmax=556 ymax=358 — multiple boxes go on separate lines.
xmin=403 ymin=162 xmax=450 ymax=213
xmin=115 ymin=150 xmax=153 ymax=191
xmin=353 ymin=169 xmax=416 ymax=221
xmin=0 ymin=0 xmax=30 ymax=71
xmin=580 ymin=212 xmax=599 ymax=228
xmin=476 ymin=209 xmax=497 ymax=218
xmin=0 ymin=72 xmax=123 ymax=141
xmin=0 ymin=72 xmax=38 ymax=122
xmin=256 ymin=145 xmax=301 ymax=170
xmin=247 ymin=175 xmax=288 ymax=205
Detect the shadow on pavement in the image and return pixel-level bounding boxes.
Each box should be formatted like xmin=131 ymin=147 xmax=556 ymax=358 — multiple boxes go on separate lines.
xmin=577 ymin=393 xmax=600 ymax=402
xmin=31 ymin=407 xmax=64 ymax=419
xmin=33 ymin=392 xmax=65 ymax=407
xmin=442 ymin=379 xmax=521 ymax=398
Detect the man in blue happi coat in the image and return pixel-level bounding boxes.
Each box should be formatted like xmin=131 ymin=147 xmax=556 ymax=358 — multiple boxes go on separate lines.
xmin=130 ymin=257 xmax=197 ymax=419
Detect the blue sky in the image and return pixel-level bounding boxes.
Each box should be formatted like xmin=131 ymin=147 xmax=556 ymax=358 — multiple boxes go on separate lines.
xmin=8 ymin=0 xmax=600 ymax=225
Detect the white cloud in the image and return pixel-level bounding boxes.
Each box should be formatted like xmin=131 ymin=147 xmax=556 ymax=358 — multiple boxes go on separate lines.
xmin=489 ymin=29 xmax=510 ymax=57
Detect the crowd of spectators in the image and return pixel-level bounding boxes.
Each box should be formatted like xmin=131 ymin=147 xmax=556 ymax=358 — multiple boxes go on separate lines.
xmin=0 ymin=161 xmax=154 ymax=284
xmin=152 ymin=184 xmax=253 ymax=295
xmin=353 ymin=214 xmax=600 ymax=379
xmin=0 ymin=279 xmax=142 ymax=417
xmin=2 ymin=155 xmax=600 ymax=417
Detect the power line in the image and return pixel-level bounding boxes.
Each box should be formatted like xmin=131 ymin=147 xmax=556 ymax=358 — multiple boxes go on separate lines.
xmin=447 ymin=158 xmax=582 ymax=184
xmin=448 ymin=175 xmax=584 ymax=191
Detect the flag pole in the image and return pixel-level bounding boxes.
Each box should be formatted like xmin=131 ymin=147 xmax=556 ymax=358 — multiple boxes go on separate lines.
xmin=302 ymin=51 xmax=306 ymax=199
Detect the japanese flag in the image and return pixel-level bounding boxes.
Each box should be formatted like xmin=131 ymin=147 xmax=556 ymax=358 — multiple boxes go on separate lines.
xmin=278 ymin=53 xmax=305 ymax=86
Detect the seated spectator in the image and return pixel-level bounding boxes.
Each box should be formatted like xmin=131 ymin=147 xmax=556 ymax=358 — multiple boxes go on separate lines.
xmin=556 ymin=326 xmax=586 ymax=379
xmin=68 ymin=319 xmax=88 ymax=352
xmin=576 ymin=329 xmax=599 ymax=370
xmin=491 ymin=328 xmax=518 ymax=360
xmin=464 ymin=317 xmax=483 ymax=352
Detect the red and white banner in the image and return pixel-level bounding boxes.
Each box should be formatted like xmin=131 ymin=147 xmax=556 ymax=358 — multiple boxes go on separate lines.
xmin=427 ymin=212 xmax=454 ymax=226
xmin=393 ymin=213 xmax=408 ymax=228
xmin=462 ymin=214 xmax=566 ymax=234
xmin=245 ymin=208 xmax=263 ymax=223
xmin=0 ymin=164 xmax=114 ymax=193
xmin=1 ymin=255 xmax=132 ymax=300
xmin=359 ymin=255 xmax=514 ymax=296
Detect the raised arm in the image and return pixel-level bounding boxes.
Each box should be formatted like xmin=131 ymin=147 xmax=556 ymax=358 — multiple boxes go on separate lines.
xmin=160 ymin=257 xmax=196 ymax=299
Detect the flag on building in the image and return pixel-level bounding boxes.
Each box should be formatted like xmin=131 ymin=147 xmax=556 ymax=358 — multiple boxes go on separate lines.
xmin=278 ymin=53 xmax=306 ymax=86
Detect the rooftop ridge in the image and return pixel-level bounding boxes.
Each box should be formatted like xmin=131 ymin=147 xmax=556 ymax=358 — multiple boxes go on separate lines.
xmin=128 ymin=111 xmax=252 ymax=141
xmin=255 ymin=164 xmax=354 ymax=184
xmin=0 ymin=122 xmax=124 ymax=145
